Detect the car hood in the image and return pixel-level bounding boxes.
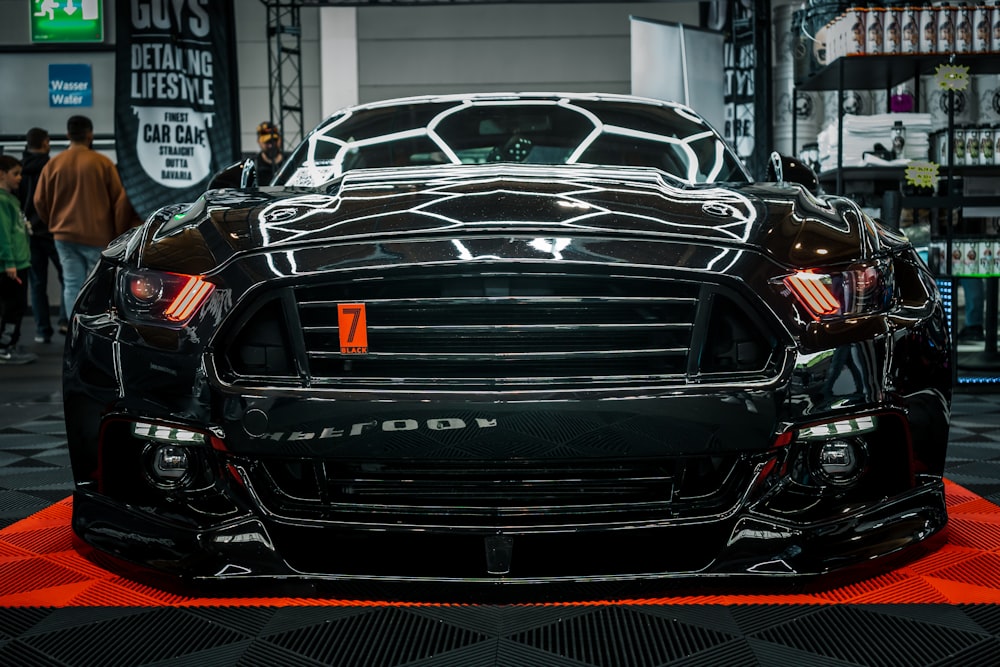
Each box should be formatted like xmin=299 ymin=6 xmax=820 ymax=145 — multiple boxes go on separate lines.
xmin=133 ymin=164 xmax=889 ymax=275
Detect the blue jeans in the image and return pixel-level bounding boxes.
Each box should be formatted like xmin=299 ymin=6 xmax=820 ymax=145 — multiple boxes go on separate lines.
xmin=55 ymin=240 xmax=105 ymax=317
xmin=962 ymin=278 xmax=984 ymax=328
xmin=28 ymin=235 xmax=65 ymax=339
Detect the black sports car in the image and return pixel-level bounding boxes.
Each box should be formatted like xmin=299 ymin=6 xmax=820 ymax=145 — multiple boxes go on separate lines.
xmin=66 ymin=93 xmax=951 ymax=593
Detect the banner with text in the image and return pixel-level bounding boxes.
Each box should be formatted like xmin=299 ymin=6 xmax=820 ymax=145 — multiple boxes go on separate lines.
xmin=115 ymin=0 xmax=239 ymax=217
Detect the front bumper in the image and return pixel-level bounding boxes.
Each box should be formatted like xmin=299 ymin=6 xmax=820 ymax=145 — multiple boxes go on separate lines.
xmin=72 ymin=477 xmax=947 ymax=594
xmin=66 ymin=334 xmax=951 ymax=591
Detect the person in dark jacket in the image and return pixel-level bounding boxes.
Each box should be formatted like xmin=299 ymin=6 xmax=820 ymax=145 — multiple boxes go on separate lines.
xmin=16 ymin=128 xmax=65 ymax=343
xmin=254 ymin=121 xmax=287 ymax=186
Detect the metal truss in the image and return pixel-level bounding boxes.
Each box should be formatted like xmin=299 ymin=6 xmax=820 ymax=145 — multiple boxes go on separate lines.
xmin=263 ymin=1 xmax=306 ymax=147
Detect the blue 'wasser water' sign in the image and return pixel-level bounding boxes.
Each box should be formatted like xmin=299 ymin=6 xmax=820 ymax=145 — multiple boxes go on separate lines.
xmin=49 ymin=63 xmax=93 ymax=107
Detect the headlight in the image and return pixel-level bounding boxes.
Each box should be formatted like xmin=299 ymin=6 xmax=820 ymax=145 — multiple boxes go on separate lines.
xmin=117 ymin=268 xmax=215 ymax=326
xmin=778 ymin=261 xmax=894 ymax=321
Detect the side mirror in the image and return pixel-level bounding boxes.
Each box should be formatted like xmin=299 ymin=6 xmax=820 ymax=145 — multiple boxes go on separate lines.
xmin=765 ymin=152 xmax=821 ymax=195
xmin=208 ymin=159 xmax=259 ymax=190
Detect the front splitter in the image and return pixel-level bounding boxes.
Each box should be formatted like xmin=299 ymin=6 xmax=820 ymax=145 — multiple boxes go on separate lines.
xmin=1 ymin=480 xmax=997 ymax=605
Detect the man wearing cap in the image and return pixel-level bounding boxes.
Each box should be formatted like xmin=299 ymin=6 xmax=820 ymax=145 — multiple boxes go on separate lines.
xmin=254 ymin=121 xmax=286 ymax=186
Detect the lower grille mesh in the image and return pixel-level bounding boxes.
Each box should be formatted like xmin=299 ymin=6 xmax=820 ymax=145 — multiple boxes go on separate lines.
xmin=252 ymin=455 xmax=746 ymax=527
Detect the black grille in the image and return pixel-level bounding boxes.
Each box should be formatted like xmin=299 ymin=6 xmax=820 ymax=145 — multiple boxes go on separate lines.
xmin=250 ymin=454 xmax=748 ymax=527
xmin=221 ymin=272 xmax=778 ymax=389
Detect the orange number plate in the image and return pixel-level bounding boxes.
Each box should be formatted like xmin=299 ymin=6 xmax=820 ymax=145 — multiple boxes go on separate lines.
xmin=337 ymin=303 xmax=369 ymax=354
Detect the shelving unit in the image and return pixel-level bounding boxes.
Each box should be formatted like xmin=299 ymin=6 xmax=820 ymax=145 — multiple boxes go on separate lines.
xmin=795 ymin=52 xmax=1000 ymax=384
xmin=816 ymin=165 xmax=1000 ymax=209
xmin=796 ymin=53 xmax=1000 ymax=91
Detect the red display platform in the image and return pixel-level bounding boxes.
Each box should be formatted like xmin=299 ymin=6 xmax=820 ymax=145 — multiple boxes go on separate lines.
xmin=2 ymin=481 xmax=999 ymax=607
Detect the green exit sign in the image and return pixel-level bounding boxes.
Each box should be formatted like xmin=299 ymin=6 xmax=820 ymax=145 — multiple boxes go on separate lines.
xmin=30 ymin=0 xmax=104 ymax=43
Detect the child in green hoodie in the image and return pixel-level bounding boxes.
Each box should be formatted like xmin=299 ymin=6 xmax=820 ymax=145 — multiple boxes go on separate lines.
xmin=0 ymin=155 xmax=37 ymax=364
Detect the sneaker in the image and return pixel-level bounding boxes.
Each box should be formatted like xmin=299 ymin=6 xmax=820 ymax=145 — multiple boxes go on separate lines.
xmin=33 ymin=335 xmax=51 ymax=344
xmin=0 ymin=348 xmax=37 ymax=365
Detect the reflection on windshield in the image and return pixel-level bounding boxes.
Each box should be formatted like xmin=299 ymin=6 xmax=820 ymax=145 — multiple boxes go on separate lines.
xmin=278 ymin=94 xmax=749 ymax=188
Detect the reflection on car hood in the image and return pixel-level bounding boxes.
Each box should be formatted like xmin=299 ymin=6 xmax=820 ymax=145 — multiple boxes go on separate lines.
xmin=140 ymin=164 xmax=877 ymax=274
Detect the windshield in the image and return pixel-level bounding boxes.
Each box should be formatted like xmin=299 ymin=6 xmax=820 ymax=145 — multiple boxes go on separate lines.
xmin=276 ymin=95 xmax=749 ymax=187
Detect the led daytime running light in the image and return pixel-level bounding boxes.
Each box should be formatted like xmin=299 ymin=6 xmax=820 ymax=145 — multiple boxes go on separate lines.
xmin=799 ymin=416 xmax=877 ymax=441
xmin=132 ymin=421 xmax=206 ymax=444
xmin=163 ymin=276 xmax=214 ymax=322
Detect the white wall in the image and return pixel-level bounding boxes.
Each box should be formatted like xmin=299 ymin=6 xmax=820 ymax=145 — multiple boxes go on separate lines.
xmin=351 ymin=3 xmax=699 ymax=103
xmin=320 ymin=8 xmax=359 ymax=119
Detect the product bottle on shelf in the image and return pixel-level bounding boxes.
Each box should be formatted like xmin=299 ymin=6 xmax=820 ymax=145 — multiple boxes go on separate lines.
xmin=956 ymin=2 xmax=974 ymax=53
xmin=937 ymin=1 xmax=957 ymax=54
xmin=892 ymin=120 xmax=908 ymax=157
xmin=973 ymin=2 xmax=992 ymax=52
xmin=967 ymin=124 xmax=981 ymax=162
xmin=891 ymin=82 xmax=915 ymax=111
xmin=886 ymin=5 xmax=903 ymax=53
xmin=847 ymin=6 xmax=869 ymax=55
xmin=921 ymin=3 xmax=939 ymax=53
xmin=867 ymin=3 xmax=886 ymax=53
xmin=902 ymin=5 xmax=921 ymax=53
xmin=981 ymin=125 xmax=995 ymax=163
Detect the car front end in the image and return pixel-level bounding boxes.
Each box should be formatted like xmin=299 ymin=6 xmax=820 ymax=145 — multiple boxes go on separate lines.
xmin=65 ymin=159 xmax=951 ymax=592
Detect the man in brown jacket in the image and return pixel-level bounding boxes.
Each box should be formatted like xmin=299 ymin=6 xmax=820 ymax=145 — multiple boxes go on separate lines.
xmin=33 ymin=115 xmax=139 ymax=315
